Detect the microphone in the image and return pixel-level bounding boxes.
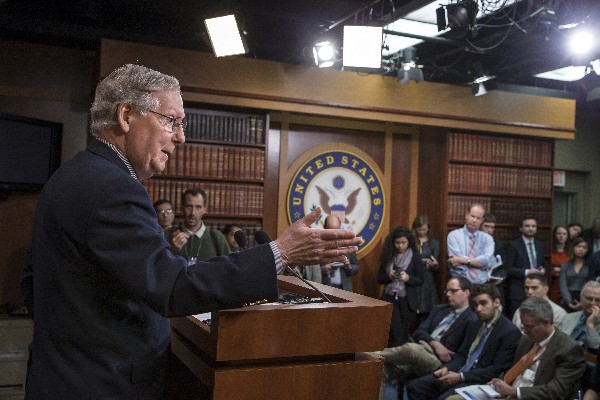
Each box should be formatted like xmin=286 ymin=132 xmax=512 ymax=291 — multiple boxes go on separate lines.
xmin=255 ymin=229 xmax=332 ymax=303
xmin=254 ymin=230 xmax=271 ymax=245
xmin=233 ymin=230 xmax=248 ymax=249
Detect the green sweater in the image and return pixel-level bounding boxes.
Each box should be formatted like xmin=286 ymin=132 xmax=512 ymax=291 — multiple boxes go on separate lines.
xmin=165 ymin=225 xmax=231 ymax=261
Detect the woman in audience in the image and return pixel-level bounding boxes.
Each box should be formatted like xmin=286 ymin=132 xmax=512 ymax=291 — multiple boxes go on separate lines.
xmin=559 ymin=236 xmax=591 ymax=311
xmin=568 ymin=222 xmax=584 ymax=240
xmin=411 ymin=215 xmax=439 ymax=328
xmin=549 ymin=224 xmax=571 ymax=304
xmin=378 ymin=226 xmax=423 ymax=347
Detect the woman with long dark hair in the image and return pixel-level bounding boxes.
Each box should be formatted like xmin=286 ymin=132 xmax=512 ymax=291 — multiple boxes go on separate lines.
xmin=378 ymin=226 xmax=424 ymax=347
xmin=559 ymin=236 xmax=590 ymax=311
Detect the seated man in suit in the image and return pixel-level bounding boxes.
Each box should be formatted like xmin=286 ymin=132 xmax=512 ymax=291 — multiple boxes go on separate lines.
xmin=450 ymin=296 xmax=586 ymax=400
xmin=504 ymin=217 xmax=547 ymax=318
xmin=561 ymin=280 xmax=600 ymax=354
xmin=512 ymin=275 xmax=566 ymax=331
xmin=377 ymin=277 xmax=477 ymax=399
xmin=406 ymin=284 xmax=521 ymax=400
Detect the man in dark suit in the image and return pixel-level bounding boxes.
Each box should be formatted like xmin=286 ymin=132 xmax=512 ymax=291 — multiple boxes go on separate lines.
xmin=377 ymin=277 xmax=477 ymax=399
xmin=504 ymin=217 xmax=547 ymax=317
xmin=23 ymin=64 xmax=361 ymax=399
xmin=406 ymin=284 xmax=521 ymax=400
xmin=487 ymin=296 xmax=586 ymax=400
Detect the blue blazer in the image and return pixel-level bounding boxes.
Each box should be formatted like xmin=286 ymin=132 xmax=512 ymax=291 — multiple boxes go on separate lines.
xmin=25 ymin=140 xmax=278 ymax=399
xmin=505 ymin=237 xmax=546 ymax=313
xmin=445 ymin=313 xmax=522 ymax=384
xmin=412 ymin=304 xmax=478 ymax=353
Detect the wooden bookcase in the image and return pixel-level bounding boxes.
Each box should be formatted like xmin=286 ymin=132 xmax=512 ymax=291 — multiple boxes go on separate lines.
xmin=418 ymin=128 xmax=554 ymax=291
xmin=143 ymin=107 xmax=267 ymax=246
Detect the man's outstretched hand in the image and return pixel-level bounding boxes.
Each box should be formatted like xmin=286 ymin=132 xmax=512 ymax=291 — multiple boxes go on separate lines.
xmin=274 ymin=207 xmax=363 ymax=267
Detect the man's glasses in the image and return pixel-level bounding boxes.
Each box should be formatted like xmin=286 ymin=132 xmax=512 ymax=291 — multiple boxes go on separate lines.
xmin=157 ymin=208 xmax=173 ymax=214
xmin=148 ymin=110 xmax=187 ymax=133
xmin=445 ymin=288 xmax=463 ymax=294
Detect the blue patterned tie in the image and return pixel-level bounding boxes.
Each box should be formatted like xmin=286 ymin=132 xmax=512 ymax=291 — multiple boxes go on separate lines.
xmin=463 ymin=324 xmax=490 ymax=371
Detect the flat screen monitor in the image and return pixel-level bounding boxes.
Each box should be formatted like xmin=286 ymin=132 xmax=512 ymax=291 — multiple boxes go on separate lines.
xmin=0 ymin=113 xmax=62 ymax=193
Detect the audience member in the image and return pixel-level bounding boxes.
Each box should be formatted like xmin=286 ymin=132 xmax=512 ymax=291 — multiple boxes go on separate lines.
xmin=405 ymin=284 xmax=521 ymax=400
xmin=512 ymin=275 xmax=566 ymax=332
xmin=559 ymin=236 xmax=591 ymax=311
xmin=165 ymin=187 xmax=231 ymax=263
xmin=561 ymin=281 xmax=600 ymax=355
xmin=504 ymin=217 xmax=547 ymax=318
xmin=480 ymin=213 xmax=507 ymax=306
xmin=568 ymin=222 xmax=584 ymax=240
xmin=411 ymin=214 xmax=440 ymax=325
xmin=153 ymin=199 xmax=175 ymax=230
xmin=320 ymin=215 xmax=359 ymax=291
xmin=378 ymin=226 xmax=424 ymax=347
xmin=485 ymin=297 xmax=586 ymax=400
xmin=588 ymin=250 xmax=600 ymax=282
xmin=583 ymin=218 xmax=600 ymax=254
xmin=377 ymin=277 xmax=477 ymax=400
xmin=22 ymin=63 xmax=362 ymax=398
xmin=549 ymin=224 xmax=571 ymax=304
xmin=447 ymin=203 xmax=495 ymax=284
xmin=222 ymin=223 xmax=242 ymax=252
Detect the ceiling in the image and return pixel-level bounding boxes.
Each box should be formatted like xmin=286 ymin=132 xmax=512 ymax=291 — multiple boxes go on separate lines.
xmin=0 ymin=0 xmax=598 ymax=100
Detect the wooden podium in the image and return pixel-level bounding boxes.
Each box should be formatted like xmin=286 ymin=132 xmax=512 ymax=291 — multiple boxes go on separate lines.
xmin=168 ymin=275 xmax=392 ymax=400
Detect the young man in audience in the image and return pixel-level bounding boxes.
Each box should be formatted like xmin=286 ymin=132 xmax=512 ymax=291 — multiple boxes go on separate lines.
xmin=504 ymin=217 xmax=547 ymax=318
xmin=165 ymin=187 xmax=231 ymax=263
xmin=447 ymin=203 xmax=495 ymax=285
xmin=376 ymin=276 xmax=477 ymax=399
xmin=405 ymin=284 xmax=521 ymax=399
xmin=449 ymin=296 xmax=586 ymax=400
xmin=512 ymin=275 xmax=566 ymax=332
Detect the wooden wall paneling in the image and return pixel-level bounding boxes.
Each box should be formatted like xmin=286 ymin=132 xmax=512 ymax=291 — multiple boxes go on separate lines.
xmin=417 ymin=126 xmax=450 ymax=298
xmin=263 ymin=120 xmax=280 ymax=237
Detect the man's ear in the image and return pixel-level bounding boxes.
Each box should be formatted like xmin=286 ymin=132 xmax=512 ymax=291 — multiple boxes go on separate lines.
xmin=116 ymin=103 xmax=133 ymax=132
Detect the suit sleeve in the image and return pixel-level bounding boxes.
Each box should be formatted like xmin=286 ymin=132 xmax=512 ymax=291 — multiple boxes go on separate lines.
xmin=460 ymin=322 xmax=521 ymax=383
xmin=87 ymin=177 xmax=277 ymax=317
xmin=505 ymin=242 xmax=526 ymax=278
xmin=412 ymin=306 xmax=440 ymax=343
xmin=406 ymin=254 xmax=424 ymax=287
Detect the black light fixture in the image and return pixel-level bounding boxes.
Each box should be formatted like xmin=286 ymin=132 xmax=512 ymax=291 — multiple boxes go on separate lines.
xmin=436 ymin=0 xmax=478 ymax=39
xmin=580 ymin=67 xmax=600 ymax=102
xmin=396 ymin=47 xmax=424 ymax=85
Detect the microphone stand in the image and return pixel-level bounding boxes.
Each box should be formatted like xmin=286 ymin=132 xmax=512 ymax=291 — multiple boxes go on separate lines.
xmin=284 ymin=266 xmax=333 ymax=303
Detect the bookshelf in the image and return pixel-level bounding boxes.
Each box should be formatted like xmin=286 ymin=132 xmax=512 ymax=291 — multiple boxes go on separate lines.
xmin=143 ymin=107 xmax=266 ymax=246
xmin=418 ymin=129 xmax=554 ymax=293
xmin=446 ymin=131 xmax=554 ymax=249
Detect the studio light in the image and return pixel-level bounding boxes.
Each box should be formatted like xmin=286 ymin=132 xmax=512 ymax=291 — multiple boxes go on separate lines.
xmin=396 ymin=47 xmax=424 ymax=85
xmin=205 ymin=15 xmax=247 ymax=57
xmin=342 ymin=26 xmax=383 ymax=69
xmin=313 ymin=41 xmax=338 ymax=68
xmin=469 ymin=62 xmax=496 ymax=96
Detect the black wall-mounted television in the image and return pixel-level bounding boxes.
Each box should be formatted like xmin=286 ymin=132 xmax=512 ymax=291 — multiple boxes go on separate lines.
xmin=0 ymin=113 xmax=62 ymax=194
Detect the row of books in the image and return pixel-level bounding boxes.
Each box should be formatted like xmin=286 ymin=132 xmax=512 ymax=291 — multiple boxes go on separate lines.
xmin=157 ymin=143 xmax=265 ymax=181
xmin=143 ymin=179 xmax=264 ymax=217
xmin=185 ymin=109 xmax=265 ymax=145
xmin=448 ymin=164 xmax=553 ymax=197
xmin=447 ymin=195 xmax=552 ymax=225
xmin=448 ymin=132 xmax=553 ymax=168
